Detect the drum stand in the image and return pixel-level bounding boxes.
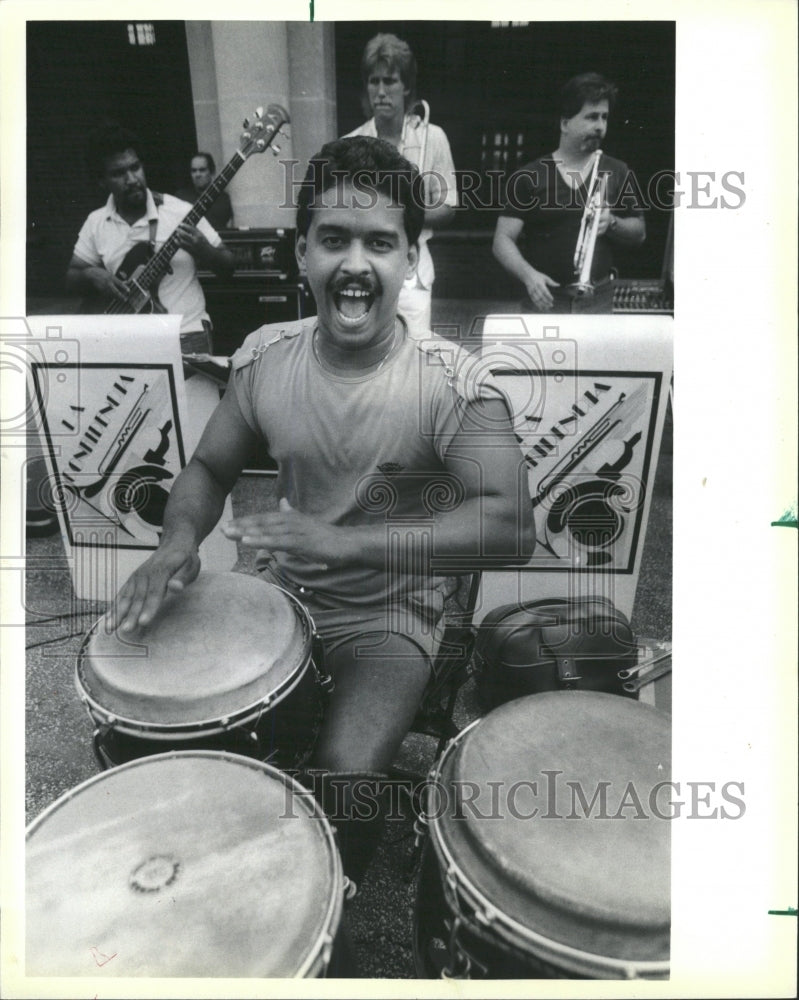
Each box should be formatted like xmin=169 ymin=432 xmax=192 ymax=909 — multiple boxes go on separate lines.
xmin=389 ymin=574 xmax=482 ymax=881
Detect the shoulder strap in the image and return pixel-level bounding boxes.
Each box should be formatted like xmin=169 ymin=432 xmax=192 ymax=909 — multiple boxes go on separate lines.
xmin=148 ymin=191 xmax=164 ymax=248
xmin=414 ymin=336 xmax=503 ymax=405
xmin=230 ymin=319 xmax=311 ymax=372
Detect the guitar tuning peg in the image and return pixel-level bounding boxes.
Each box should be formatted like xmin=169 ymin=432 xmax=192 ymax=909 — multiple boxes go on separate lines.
xmin=255 ymin=106 xmax=264 ymax=117
xmin=242 ymin=117 xmax=250 ymax=128
xmin=272 ymin=145 xmax=281 ymax=155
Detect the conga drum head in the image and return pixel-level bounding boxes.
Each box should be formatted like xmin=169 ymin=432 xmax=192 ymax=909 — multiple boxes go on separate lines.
xmin=78 ymin=572 xmax=310 ymax=730
xmin=429 ymin=691 xmax=670 ymax=977
xmin=26 ymin=752 xmax=343 ymax=977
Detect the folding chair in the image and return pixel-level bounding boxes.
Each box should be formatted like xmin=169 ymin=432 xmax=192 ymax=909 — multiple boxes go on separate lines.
xmin=388 ymin=571 xmax=482 ymax=851
xmin=407 ymin=572 xmax=482 ymax=757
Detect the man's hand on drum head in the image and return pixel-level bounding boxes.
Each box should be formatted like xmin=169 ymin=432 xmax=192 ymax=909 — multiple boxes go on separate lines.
xmin=109 ymin=545 xmax=202 ymax=633
xmin=222 ymin=498 xmax=346 ymax=572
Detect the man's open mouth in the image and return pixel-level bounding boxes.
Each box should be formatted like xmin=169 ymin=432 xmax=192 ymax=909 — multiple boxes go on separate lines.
xmin=334 ymin=287 xmax=375 ymax=324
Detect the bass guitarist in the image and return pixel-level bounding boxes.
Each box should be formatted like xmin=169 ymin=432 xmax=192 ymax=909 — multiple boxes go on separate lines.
xmin=66 ymin=123 xmax=235 ymax=353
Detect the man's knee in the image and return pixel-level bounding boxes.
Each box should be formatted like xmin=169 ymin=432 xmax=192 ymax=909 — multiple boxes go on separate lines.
xmin=311 ymin=722 xmax=407 ymax=774
xmin=311 ymin=631 xmax=432 ymax=772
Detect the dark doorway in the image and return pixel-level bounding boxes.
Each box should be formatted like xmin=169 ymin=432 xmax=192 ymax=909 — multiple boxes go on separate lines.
xmin=27 ymin=21 xmax=197 ymax=303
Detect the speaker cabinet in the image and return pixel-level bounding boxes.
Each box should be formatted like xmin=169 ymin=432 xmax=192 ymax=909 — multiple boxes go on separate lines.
xmin=201 ymin=278 xmax=306 ymax=357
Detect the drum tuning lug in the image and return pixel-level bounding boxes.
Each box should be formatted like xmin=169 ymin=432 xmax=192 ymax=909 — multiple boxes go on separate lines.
xmin=475 ymin=901 xmax=499 ymax=927
xmin=442 ymin=960 xmax=470 ymax=980
xmin=443 ymin=916 xmax=472 ymax=979
xmin=319 ymin=934 xmax=334 ymax=968
xmin=342 ymin=876 xmax=358 ymax=901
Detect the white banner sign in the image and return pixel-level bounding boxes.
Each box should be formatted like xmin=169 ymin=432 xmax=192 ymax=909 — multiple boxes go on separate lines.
xmin=474 ymin=314 xmax=673 ymax=622
xmin=26 ymin=315 xmax=236 ymax=600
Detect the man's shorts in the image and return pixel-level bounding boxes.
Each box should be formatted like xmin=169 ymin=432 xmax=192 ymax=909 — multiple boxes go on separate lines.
xmin=257 ymin=564 xmax=446 ymax=676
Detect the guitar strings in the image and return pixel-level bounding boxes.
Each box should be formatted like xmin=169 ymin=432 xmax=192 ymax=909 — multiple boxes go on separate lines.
xmin=102 ymin=114 xmax=283 ymax=316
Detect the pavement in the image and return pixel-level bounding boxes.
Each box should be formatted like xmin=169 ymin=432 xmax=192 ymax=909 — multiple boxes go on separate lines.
xmin=21 ymin=302 xmax=672 ymax=982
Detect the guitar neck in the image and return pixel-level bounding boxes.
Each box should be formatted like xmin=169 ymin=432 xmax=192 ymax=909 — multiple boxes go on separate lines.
xmin=138 ymin=149 xmax=247 ymax=289
xmin=105 ymin=103 xmax=289 ymax=314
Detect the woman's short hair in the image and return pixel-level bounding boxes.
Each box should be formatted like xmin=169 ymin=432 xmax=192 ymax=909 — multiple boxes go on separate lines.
xmin=360 ymin=33 xmax=417 ymax=118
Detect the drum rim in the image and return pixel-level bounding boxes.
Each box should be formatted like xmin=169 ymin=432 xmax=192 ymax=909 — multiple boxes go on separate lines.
xmin=424 ymin=705 xmax=670 ymax=980
xmin=75 ymin=585 xmax=318 ymax=737
xmin=26 ymin=749 xmax=345 ymax=978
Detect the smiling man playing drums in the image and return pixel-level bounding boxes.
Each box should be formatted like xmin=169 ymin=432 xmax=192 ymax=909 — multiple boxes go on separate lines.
xmin=110 ymin=136 xmax=534 ymax=924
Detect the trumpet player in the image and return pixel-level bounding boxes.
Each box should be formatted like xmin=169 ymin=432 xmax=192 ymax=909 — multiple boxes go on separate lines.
xmin=492 ymin=73 xmax=645 ymax=313
xmin=344 ymin=32 xmax=458 ymax=331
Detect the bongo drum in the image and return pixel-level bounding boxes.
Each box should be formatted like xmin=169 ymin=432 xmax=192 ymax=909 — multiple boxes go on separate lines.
xmin=76 ymin=572 xmax=329 ymax=769
xmin=414 ymin=691 xmax=671 ymax=979
xmin=26 ymin=751 xmax=344 ymax=977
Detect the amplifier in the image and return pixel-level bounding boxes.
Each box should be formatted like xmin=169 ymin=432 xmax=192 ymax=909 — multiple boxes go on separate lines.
xmin=612 ymin=278 xmax=674 ymax=314
xmin=201 ymin=278 xmax=308 ymax=357
xmin=549 ymin=277 xmax=675 ymax=315
xmin=199 ymin=228 xmax=308 ymax=356
xmin=199 ymin=227 xmax=299 ymax=281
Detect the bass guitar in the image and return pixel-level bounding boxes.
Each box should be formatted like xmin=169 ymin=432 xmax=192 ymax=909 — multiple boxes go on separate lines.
xmin=97 ymin=104 xmax=289 ymax=316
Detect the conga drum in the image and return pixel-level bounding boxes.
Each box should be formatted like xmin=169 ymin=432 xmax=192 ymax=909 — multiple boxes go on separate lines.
xmin=76 ymin=572 xmax=329 ymax=769
xmin=26 ymin=751 xmax=344 ymax=977
xmin=414 ymin=691 xmax=670 ymax=979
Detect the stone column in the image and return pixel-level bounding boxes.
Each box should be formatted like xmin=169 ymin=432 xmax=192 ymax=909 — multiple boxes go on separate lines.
xmin=184 ymin=22 xmax=225 ymax=175
xmin=286 ymin=23 xmax=338 ymax=172
xmin=185 ymin=21 xmax=337 ymax=230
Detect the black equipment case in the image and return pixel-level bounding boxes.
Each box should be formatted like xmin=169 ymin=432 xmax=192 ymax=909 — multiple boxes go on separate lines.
xmin=473 ymin=596 xmax=638 ymax=710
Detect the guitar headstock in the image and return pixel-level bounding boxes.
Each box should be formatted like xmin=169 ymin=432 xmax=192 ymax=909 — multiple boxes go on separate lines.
xmin=239 ymin=104 xmax=291 ymax=158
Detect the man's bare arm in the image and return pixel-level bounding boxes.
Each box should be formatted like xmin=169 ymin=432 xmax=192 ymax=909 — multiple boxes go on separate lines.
xmin=602 ymin=212 xmax=646 ymax=245
xmin=225 ymin=396 xmax=535 ymax=572
xmin=492 ymin=216 xmax=560 ymax=310
xmin=65 ymin=254 xmax=128 ymax=300
xmin=110 ymin=386 xmax=258 ymax=632
xmin=173 ymin=224 xmax=236 ymax=277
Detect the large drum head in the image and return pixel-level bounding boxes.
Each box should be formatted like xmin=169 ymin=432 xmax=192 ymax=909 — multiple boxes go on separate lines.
xmin=79 ymin=572 xmax=309 ymax=728
xmin=430 ymin=691 xmax=670 ymax=976
xmin=26 ymin=752 xmax=343 ymax=977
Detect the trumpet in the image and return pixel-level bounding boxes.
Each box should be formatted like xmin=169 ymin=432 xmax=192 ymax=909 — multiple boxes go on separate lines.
xmin=572 ymin=149 xmax=608 ymax=293
xmin=408 ymin=99 xmax=430 ymax=172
